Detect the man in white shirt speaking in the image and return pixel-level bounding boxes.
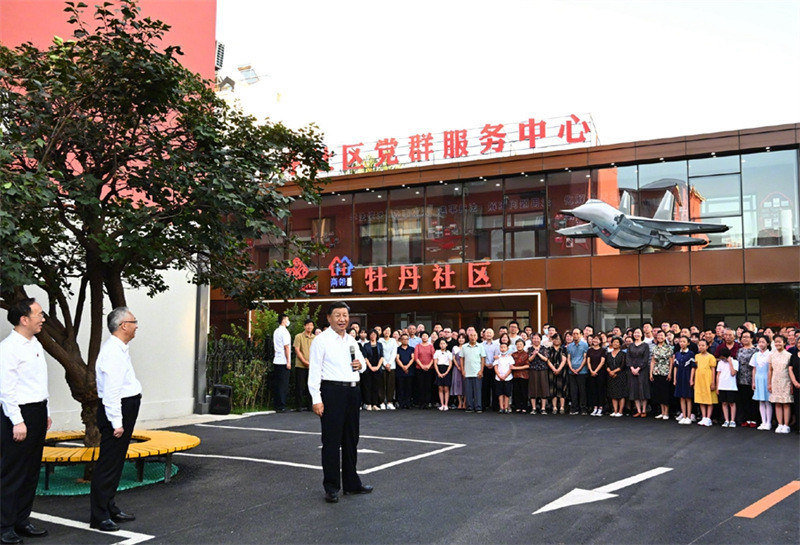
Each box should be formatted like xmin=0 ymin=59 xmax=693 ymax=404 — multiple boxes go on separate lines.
xmin=272 ymin=314 xmax=292 ymax=413
xmin=90 ymin=307 xmax=143 ymax=532
xmin=0 ymin=298 xmax=51 ymax=544
xmin=308 ymin=301 xmax=373 ymax=503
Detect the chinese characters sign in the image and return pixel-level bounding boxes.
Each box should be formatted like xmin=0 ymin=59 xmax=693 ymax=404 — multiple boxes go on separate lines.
xmin=348 ymin=260 xmax=492 ymax=294
xmin=334 ymin=113 xmax=596 ymax=173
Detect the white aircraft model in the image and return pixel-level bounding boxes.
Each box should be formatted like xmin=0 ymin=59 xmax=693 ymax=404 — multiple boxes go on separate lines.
xmin=556 ymin=191 xmax=729 ymax=250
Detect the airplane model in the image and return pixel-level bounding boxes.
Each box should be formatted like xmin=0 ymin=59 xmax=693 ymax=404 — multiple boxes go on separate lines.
xmin=556 ymin=191 xmax=729 ymax=250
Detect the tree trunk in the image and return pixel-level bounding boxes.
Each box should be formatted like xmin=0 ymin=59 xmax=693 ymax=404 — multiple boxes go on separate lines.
xmin=80 ymin=401 xmax=100 ymax=481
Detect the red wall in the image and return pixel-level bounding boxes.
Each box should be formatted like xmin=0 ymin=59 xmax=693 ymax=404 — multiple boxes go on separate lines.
xmin=0 ymin=0 xmax=216 ymax=79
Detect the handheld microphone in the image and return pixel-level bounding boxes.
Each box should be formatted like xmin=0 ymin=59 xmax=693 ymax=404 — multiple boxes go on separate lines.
xmin=350 ymin=345 xmax=356 ymax=361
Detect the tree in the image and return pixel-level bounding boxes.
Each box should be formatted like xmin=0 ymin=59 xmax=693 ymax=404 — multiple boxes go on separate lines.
xmin=0 ymin=0 xmax=328 ymax=449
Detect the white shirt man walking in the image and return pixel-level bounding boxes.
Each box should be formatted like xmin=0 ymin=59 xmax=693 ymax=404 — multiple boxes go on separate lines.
xmin=272 ymin=314 xmax=292 ymax=412
xmin=90 ymin=307 xmax=142 ymax=532
xmin=308 ymin=301 xmax=373 ymax=503
xmin=0 ymin=298 xmax=51 ymax=544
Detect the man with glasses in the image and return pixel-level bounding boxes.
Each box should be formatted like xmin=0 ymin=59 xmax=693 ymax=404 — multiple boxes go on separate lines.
xmin=90 ymin=307 xmax=142 ymax=532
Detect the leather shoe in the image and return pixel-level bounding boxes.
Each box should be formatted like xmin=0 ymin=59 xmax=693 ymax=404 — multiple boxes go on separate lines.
xmin=15 ymin=523 xmax=47 ymax=538
xmin=343 ymin=485 xmax=373 ymax=495
xmin=0 ymin=530 xmax=22 ymax=544
xmin=111 ymin=512 xmax=135 ymax=523
xmin=89 ymin=519 xmax=120 ymax=532
xmin=324 ymin=491 xmax=339 ymax=503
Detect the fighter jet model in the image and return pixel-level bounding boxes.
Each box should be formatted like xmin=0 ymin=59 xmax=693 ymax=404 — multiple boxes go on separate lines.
xmin=556 ymin=191 xmax=729 ymax=250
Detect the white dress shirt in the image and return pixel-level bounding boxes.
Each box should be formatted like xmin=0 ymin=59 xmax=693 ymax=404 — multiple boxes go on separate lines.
xmin=272 ymin=325 xmax=291 ymax=366
xmin=0 ymin=331 xmax=49 ymax=425
xmin=96 ymin=335 xmax=142 ymax=429
xmin=307 ymin=327 xmax=366 ymax=405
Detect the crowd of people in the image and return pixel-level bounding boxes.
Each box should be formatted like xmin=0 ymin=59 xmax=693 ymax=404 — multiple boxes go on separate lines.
xmin=280 ymin=317 xmax=800 ymax=434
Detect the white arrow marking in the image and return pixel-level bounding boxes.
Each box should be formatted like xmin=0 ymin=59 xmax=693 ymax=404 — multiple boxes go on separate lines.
xmin=533 ymin=467 xmax=673 ymax=514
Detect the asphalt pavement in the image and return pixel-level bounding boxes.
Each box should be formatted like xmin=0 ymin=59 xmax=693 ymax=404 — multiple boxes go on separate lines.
xmin=32 ymin=409 xmax=800 ymax=544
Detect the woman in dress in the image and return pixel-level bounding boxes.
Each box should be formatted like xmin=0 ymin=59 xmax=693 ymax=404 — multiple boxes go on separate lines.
xmin=673 ymin=335 xmax=696 ymax=425
xmin=450 ymin=333 xmax=467 ymax=410
xmin=586 ymin=335 xmax=607 ymax=417
xmin=510 ymin=339 xmax=530 ymax=413
xmin=649 ymin=330 xmax=674 ymax=420
xmin=626 ymin=328 xmax=651 ymax=418
xmin=547 ymin=333 xmax=568 ymax=414
xmin=527 ymin=334 xmax=550 ymax=414
xmin=605 ymin=336 xmax=628 ymax=417
xmin=750 ymin=335 xmax=772 ymax=430
xmin=768 ymin=334 xmax=794 ymax=434
xmin=694 ymin=338 xmax=718 ymax=426
xmin=433 ymin=338 xmax=453 ymax=411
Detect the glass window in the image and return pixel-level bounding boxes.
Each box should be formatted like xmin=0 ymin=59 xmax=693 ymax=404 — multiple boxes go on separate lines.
xmin=504 ymin=175 xmax=547 ymax=258
xmin=688 ymin=154 xmax=740 ymax=177
xmin=425 ymin=183 xmax=464 ymax=263
xmin=464 ymin=179 xmax=504 ymax=261
xmin=688 ymin=172 xmax=743 ymax=249
xmin=593 ymin=165 xmax=637 ymax=255
xmin=388 ymin=187 xmax=424 ymax=264
xmin=690 ymin=174 xmax=742 ymax=218
xmin=548 ymin=289 xmax=592 ymax=332
xmin=690 ymin=284 xmax=746 ymax=330
xmin=641 ymin=286 xmax=693 ymax=326
xmin=593 ymin=288 xmax=642 ymax=330
xmin=745 ymin=283 xmax=800 ymax=328
xmin=638 ymin=160 xmax=689 ymax=220
xmin=288 ymin=198 xmax=319 ymax=268
xmin=742 ymin=149 xmax=799 ymax=248
xmin=354 ymin=191 xmax=388 ymax=266
xmin=548 ymin=170 xmax=594 ymax=257
xmin=318 ymin=194 xmax=353 ymax=267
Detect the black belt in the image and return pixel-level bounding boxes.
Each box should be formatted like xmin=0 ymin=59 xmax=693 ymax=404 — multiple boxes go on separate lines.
xmin=321 ymin=380 xmax=358 ymax=387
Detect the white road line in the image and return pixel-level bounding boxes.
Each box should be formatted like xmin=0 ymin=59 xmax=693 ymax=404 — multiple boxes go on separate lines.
xmin=182 ymin=424 xmax=466 ymax=473
xmin=359 ymin=443 xmax=465 ymax=474
xmin=31 ymin=512 xmax=154 ymax=545
xmin=593 ymin=466 xmax=673 ymax=493
xmin=195 ymin=423 xmax=460 ymax=446
xmin=174 ymin=452 xmax=322 ymax=470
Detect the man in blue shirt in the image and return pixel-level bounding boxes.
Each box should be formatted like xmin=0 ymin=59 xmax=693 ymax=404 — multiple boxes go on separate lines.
xmin=565 ymin=328 xmax=589 ymax=415
xmin=407 ymin=324 xmax=421 ymax=349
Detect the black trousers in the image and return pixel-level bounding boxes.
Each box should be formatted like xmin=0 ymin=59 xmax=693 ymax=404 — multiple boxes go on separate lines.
xmin=512 ymin=377 xmax=529 ymax=411
xmin=396 ymin=374 xmax=413 ymax=408
xmin=294 ymin=367 xmax=310 ymax=410
xmin=1 ymin=401 xmax=47 ymax=532
xmin=481 ymin=366 xmax=496 ymax=410
xmin=736 ymin=382 xmax=756 ymax=424
xmin=568 ymin=374 xmax=587 ymax=412
xmin=320 ymin=382 xmax=362 ymax=494
xmin=368 ymin=369 xmax=385 ymax=406
xmin=414 ymin=368 xmax=434 ymax=407
xmin=587 ymin=374 xmax=607 ymax=408
xmin=90 ymin=395 xmax=141 ymax=523
xmin=273 ymin=365 xmax=290 ymax=411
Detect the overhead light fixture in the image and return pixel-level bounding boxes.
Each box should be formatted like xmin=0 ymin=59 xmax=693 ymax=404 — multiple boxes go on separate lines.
xmin=495 ymin=183 xmax=501 ymax=187
xmin=521 ymin=172 xmax=526 ymax=175
xmin=377 ymin=195 xmax=382 ymax=198
xmin=585 ymin=174 xmax=590 ymax=178
xmin=711 ymin=152 xmax=716 ymax=157
xmin=611 ymin=162 xmax=616 ymax=166
xmin=341 ymin=198 xmax=346 ymax=202
xmin=766 ymin=146 xmax=771 ymax=151
xmin=415 ymin=191 xmax=420 ymax=195
xmin=540 ymin=178 xmax=544 ymax=182
xmin=439 ymin=180 xmax=443 ymax=183
xmin=659 ymin=157 xmax=664 ymax=161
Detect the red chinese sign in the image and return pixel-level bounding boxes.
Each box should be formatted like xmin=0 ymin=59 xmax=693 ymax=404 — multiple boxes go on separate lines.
xmin=335 ymin=113 xmax=595 ymax=173
xmin=285 ymin=257 xmax=317 ymax=294
xmin=365 ymin=266 xmax=388 ymax=293
xmin=467 ymin=261 xmax=492 ymax=289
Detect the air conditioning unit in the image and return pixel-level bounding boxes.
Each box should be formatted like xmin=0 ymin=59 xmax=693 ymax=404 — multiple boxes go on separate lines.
xmin=215 ymin=41 xmax=225 ymax=71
